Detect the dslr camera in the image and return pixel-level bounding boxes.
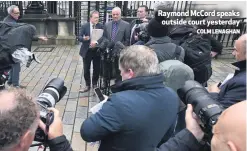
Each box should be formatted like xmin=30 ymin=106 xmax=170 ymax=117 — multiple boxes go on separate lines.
xmin=177 ymin=80 xmax=224 ymax=141
xmin=135 ymin=22 xmax=150 ymax=43
xmin=33 ymin=78 xmax=67 ymax=143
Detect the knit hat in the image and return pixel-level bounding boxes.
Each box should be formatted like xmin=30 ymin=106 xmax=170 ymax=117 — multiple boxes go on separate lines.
xmin=147 ymin=18 xmax=168 ymax=37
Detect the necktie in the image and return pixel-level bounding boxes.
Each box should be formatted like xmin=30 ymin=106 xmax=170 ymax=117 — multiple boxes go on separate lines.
xmin=111 ymin=22 xmax=117 ymax=41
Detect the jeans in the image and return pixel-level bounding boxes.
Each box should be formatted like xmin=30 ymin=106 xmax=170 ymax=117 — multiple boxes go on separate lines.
xmin=8 ymin=63 xmax=21 ymax=86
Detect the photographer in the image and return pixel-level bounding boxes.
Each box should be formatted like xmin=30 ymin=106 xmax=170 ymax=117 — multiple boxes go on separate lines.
xmin=157 ymin=101 xmax=246 ymax=151
xmin=0 ymin=88 xmax=72 ymax=151
xmin=130 ymin=5 xmax=149 ymax=45
xmin=208 ymin=34 xmax=246 ymax=108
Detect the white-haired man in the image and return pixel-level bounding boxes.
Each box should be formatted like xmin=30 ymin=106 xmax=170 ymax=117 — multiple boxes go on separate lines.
xmin=81 ymin=45 xmax=179 ymax=151
xmin=103 ymin=7 xmax=130 ymax=46
xmin=3 ymin=5 xmax=20 ymax=23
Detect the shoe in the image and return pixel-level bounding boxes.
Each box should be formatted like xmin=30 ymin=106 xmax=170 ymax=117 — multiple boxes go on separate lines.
xmin=79 ymin=86 xmax=90 ymax=93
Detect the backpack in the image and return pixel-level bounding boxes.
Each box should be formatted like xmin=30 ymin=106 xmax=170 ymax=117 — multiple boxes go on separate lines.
xmin=169 ymin=25 xmax=212 ymax=84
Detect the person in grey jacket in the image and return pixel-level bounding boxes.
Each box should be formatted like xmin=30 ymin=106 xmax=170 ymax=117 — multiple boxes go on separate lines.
xmin=145 ymin=18 xmax=185 ymax=63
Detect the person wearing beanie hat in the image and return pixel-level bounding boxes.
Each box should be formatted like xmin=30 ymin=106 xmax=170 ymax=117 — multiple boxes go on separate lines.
xmin=145 ymin=18 xmax=185 ymax=63
xmin=147 ymin=18 xmax=169 ymax=37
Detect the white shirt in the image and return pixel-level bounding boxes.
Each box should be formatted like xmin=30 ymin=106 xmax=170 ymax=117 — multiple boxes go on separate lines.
xmin=90 ymin=22 xmax=94 ymax=36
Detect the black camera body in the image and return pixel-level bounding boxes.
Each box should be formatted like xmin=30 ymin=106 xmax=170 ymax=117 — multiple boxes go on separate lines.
xmin=177 ymin=80 xmax=224 ymax=139
xmin=0 ymin=68 xmax=10 ymax=90
xmin=34 ymin=78 xmax=67 ymax=143
xmin=135 ymin=19 xmax=143 ymax=25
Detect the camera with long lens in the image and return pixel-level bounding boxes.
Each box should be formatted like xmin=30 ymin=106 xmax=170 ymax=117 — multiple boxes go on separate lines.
xmin=135 ymin=22 xmax=150 ymax=43
xmin=34 ymin=78 xmax=67 ymax=143
xmin=177 ymin=80 xmax=224 ymax=140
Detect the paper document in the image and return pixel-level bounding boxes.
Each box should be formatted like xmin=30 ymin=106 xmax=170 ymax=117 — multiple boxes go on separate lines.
xmin=89 ymin=98 xmax=108 ymax=147
xmin=220 ymin=73 xmax=234 ymax=88
xmin=91 ymin=29 xmax=103 ymax=42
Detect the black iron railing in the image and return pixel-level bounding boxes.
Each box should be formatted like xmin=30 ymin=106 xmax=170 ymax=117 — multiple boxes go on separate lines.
xmin=0 ymin=1 xmax=246 ymax=48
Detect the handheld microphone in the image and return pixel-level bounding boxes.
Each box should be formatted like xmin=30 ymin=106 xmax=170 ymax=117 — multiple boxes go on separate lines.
xmin=98 ymin=38 xmax=109 ymax=51
xmin=106 ymin=41 xmax=115 ymax=53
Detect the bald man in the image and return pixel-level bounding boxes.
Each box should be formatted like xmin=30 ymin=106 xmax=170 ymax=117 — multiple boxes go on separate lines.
xmin=211 ymin=101 xmax=246 ymax=151
xmin=157 ymin=101 xmax=246 ymax=151
xmin=208 ymin=34 xmax=246 ymax=108
xmin=103 ymin=7 xmax=130 ymax=46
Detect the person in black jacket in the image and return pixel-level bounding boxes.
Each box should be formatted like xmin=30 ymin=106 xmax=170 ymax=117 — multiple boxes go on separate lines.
xmin=81 ymin=45 xmax=179 ymax=151
xmin=0 ymin=88 xmax=72 ymax=151
xmin=3 ymin=6 xmax=47 ymax=88
xmin=145 ymin=18 xmax=185 ymax=63
xmin=78 ymin=10 xmax=104 ymax=92
xmin=208 ymin=34 xmax=246 ymax=108
xmin=157 ymin=101 xmax=247 ymax=151
xmin=129 ymin=5 xmax=149 ymax=45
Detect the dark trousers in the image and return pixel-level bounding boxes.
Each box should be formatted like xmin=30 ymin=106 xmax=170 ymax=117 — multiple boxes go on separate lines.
xmin=83 ymin=48 xmax=100 ymax=87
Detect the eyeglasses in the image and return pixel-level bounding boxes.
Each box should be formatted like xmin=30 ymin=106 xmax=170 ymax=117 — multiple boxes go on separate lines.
xmin=13 ymin=12 xmax=20 ymax=15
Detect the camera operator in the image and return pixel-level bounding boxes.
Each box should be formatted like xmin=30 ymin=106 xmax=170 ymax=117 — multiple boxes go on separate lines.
xmin=208 ymin=34 xmax=246 ymax=108
xmin=0 ymin=88 xmax=72 ymax=151
xmin=157 ymin=100 xmax=246 ymax=151
xmin=3 ymin=5 xmax=47 ymax=88
xmin=130 ymin=5 xmax=149 ymax=45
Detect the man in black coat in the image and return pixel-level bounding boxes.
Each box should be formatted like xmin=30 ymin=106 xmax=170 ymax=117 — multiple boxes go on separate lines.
xmin=78 ymin=10 xmax=104 ymax=92
xmin=208 ymin=34 xmax=246 ymax=108
xmin=157 ymin=101 xmax=247 ymax=151
xmin=81 ymin=45 xmax=179 ymax=151
xmin=3 ymin=5 xmax=20 ymax=23
xmin=3 ymin=5 xmax=47 ymax=88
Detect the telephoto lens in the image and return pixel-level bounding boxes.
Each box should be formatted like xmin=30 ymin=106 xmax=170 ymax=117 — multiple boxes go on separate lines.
xmin=34 ymin=78 xmax=67 ymax=143
xmin=177 ymin=80 xmax=224 ymax=135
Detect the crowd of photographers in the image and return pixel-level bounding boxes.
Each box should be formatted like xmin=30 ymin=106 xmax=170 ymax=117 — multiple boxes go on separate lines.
xmin=0 ymin=2 xmax=246 ymax=151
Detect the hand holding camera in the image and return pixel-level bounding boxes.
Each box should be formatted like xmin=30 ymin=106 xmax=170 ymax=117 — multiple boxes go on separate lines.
xmin=38 ymin=108 xmax=63 ymax=140
xmin=185 ymin=104 xmax=204 ymax=141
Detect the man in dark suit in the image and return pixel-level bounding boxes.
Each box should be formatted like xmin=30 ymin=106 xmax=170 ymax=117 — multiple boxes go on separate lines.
xmin=130 ymin=5 xmax=149 ymax=45
xmin=208 ymin=34 xmax=246 ymax=108
xmin=102 ymin=7 xmax=130 ymax=83
xmin=103 ymin=7 xmax=130 ymax=46
xmin=78 ymin=10 xmax=104 ymax=92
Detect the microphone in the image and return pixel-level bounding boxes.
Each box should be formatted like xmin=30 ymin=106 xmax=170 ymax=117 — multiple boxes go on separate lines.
xmin=113 ymin=41 xmax=125 ymax=57
xmin=98 ymin=38 xmax=109 ymax=51
xmin=106 ymin=41 xmax=115 ymax=54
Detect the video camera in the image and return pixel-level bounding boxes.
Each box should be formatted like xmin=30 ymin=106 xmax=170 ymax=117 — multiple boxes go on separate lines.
xmin=31 ymin=78 xmax=67 ymax=146
xmin=177 ymin=80 xmax=224 ymax=141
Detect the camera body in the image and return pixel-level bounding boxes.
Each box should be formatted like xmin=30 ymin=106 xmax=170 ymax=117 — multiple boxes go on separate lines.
xmin=135 ymin=22 xmax=150 ymax=43
xmin=34 ymin=78 xmax=67 ymax=143
xmin=177 ymin=80 xmax=224 ymax=140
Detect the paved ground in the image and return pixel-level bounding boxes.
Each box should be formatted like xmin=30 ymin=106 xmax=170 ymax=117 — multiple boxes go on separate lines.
xmin=24 ymin=45 xmax=235 ymax=151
